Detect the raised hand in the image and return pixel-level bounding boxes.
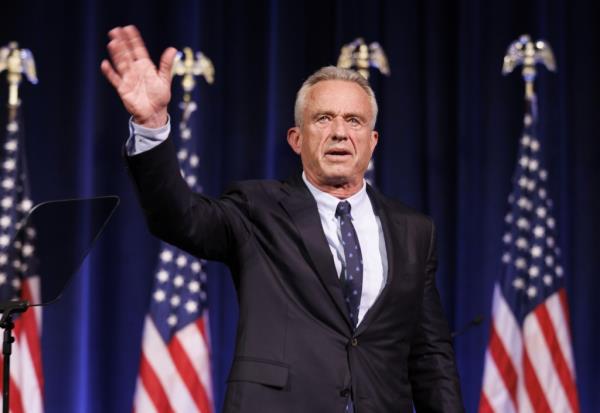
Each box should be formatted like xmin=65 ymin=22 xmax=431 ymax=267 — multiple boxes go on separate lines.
xmin=101 ymin=25 xmax=177 ymax=128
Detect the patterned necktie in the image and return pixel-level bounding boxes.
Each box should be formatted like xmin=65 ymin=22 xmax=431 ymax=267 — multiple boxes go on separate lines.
xmin=335 ymin=201 xmax=363 ymax=328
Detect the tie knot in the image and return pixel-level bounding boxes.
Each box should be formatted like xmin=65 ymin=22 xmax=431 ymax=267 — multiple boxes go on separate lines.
xmin=335 ymin=201 xmax=352 ymax=218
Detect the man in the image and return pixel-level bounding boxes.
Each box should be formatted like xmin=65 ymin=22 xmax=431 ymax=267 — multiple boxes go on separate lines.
xmin=102 ymin=25 xmax=464 ymax=412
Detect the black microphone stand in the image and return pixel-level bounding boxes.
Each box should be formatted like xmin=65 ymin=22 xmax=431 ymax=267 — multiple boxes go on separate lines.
xmin=0 ymin=300 xmax=29 ymax=413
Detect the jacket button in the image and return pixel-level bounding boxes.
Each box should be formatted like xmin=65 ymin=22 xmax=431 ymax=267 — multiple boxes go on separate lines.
xmin=340 ymin=389 xmax=350 ymax=397
xmin=351 ymin=337 xmax=358 ymax=347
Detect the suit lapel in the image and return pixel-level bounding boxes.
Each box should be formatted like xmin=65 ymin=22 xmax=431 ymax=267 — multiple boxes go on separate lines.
xmin=355 ymin=185 xmax=406 ymax=335
xmin=278 ymin=176 xmax=352 ymax=329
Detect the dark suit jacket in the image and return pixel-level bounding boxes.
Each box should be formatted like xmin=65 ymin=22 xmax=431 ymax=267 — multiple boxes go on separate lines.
xmin=127 ymin=138 xmax=464 ymax=413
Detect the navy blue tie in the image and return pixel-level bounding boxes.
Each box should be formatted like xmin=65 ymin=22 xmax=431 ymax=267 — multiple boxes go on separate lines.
xmin=335 ymin=201 xmax=363 ymax=329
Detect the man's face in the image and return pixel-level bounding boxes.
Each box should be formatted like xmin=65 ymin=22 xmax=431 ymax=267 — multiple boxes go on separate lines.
xmin=287 ymin=80 xmax=378 ymax=193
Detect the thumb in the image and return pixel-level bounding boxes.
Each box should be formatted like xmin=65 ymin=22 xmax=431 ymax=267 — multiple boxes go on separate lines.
xmin=158 ymin=47 xmax=178 ymax=81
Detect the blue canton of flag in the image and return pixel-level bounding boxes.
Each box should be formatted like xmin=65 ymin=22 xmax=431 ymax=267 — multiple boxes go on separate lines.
xmin=499 ymin=98 xmax=562 ymax=321
xmin=133 ymin=103 xmax=214 ymax=413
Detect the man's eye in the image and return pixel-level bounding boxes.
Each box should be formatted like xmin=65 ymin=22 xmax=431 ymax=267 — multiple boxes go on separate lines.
xmin=317 ymin=115 xmax=330 ymax=123
xmin=348 ymin=117 xmax=361 ymax=126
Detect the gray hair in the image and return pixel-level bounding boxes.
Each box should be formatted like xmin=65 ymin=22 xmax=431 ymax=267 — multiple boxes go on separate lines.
xmin=294 ymin=66 xmax=378 ymax=128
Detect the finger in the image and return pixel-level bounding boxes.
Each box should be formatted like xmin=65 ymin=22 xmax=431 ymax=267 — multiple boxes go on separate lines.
xmin=100 ymin=59 xmax=122 ymax=89
xmin=122 ymin=25 xmax=151 ymax=60
xmin=107 ymin=38 xmax=131 ymax=75
xmin=158 ymin=47 xmax=178 ymax=81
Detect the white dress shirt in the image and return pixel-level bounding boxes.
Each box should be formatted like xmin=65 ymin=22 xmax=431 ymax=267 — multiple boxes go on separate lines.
xmin=302 ymin=174 xmax=388 ymax=325
xmin=127 ymin=119 xmax=389 ymax=325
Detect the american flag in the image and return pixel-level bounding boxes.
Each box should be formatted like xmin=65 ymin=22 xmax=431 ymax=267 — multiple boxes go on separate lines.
xmin=479 ymin=94 xmax=580 ymax=412
xmin=133 ymin=103 xmax=213 ymax=413
xmin=0 ymin=108 xmax=43 ymax=412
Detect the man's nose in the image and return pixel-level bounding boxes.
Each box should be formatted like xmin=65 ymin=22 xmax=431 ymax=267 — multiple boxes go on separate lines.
xmin=331 ymin=117 xmax=348 ymax=139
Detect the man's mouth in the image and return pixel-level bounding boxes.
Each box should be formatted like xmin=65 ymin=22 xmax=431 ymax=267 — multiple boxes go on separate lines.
xmin=324 ymin=149 xmax=352 ymax=158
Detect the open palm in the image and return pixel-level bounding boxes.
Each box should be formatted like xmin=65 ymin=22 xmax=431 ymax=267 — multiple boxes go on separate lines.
xmin=101 ymin=25 xmax=177 ymax=128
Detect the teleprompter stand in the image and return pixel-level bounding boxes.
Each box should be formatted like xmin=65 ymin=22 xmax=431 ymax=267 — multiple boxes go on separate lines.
xmin=0 ymin=196 xmax=119 ymax=413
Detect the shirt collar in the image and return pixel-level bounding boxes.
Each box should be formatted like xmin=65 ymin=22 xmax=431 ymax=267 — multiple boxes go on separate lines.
xmin=302 ymin=172 xmax=368 ymax=219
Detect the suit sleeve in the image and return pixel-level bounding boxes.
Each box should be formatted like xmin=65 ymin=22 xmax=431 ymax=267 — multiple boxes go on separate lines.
xmin=125 ymin=136 xmax=251 ymax=263
xmin=408 ymin=220 xmax=465 ymax=412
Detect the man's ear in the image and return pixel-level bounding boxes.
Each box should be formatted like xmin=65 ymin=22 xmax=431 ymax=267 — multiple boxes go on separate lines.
xmin=370 ymin=130 xmax=379 ymax=152
xmin=287 ymin=127 xmax=302 ymax=154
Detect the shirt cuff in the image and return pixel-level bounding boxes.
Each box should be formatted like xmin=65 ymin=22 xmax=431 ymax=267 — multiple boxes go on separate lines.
xmin=125 ymin=116 xmax=171 ymax=156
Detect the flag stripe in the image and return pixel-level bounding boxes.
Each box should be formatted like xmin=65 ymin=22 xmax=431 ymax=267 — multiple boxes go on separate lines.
xmin=133 ymin=378 xmax=159 ymax=413
xmin=488 ymin=324 xmax=519 ymax=408
xmin=522 ymin=342 xmax=552 ymax=412
xmin=169 ymin=335 xmax=212 ymax=413
xmin=141 ymin=317 xmax=199 ymax=412
xmin=478 ymin=392 xmax=494 ymax=413
xmin=19 ymin=280 xmax=44 ymax=390
xmin=535 ymin=298 xmax=579 ymax=412
xmin=139 ymin=353 xmax=176 ymax=413
xmin=480 ymin=350 xmax=517 ymax=412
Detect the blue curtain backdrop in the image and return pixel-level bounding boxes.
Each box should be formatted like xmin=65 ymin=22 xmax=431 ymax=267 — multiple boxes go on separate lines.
xmin=1 ymin=0 xmax=598 ymax=411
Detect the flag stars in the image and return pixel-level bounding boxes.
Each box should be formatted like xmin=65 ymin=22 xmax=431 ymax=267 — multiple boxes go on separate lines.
xmin=546 ymin=237 xmax=555 ymax=248
xmin=536 ymin=207 xmax=547 ymax=218
xmin=545 ymin=256 xmax=554 ymax=267
xmin=516 ymin=237 xmax=528 ymax=250
xmin=526 ymin=286 xmax=537 ymax=298
xmin=4 ymin=140 xmax=17 ymax=152
xmin=176 ymin=255 xmax=187 ymax=268
xmin=189 ymin=155 xmax=199 ymax=168
xmin=1 ymin=197 xmax=12 ymax=209
xmin=156 ymin=270 xmax=169 ymax=283
xmin=556 ymin=266 xmax=564 ymax=277
xmin=2 ymin=178 xmax=14 ymax=190
xmin=516 ymin=218 xmax=530 ymax=230
xmin=530 ymin=139 xmax=540 ymax=152
xmin=153 ymin=289 xmax=166 ymax=302
xmin=534 ymin=226 xmax=545 ymax=238
xmin=0 ymin=235 xmax=9 ymax=247
xmin=513 ymin=277 xmax=525 ymax=289
xmin=19 ymin=199 xmax=32 ymax=212
xmin=167 ymin=315 xmax=178 ymax=327
xmin=543 ymin=275 xmax=553 ymax=286
xmin=519 ymin=156 xmax=530 ymax=168
xmin=502 ymin=253 xmax=511 ymax=263
xmin=173 ymin=275 xmax=184 ymax=288
xmin=160 ymin=250 xmax=173 ymax=263
xmin=505 ymin=213 xmax=513 ymax=224
xmin=188 ymin=280 xmax=200 ymax=293
xmin=3 ymin=159 xmax=15 ymax=171
xmin=530 ymin=245 xmax=542 ymax=258
xmin=547 ymin=218 xmax=555 ymax=229
xmin=539 ymin=169 xmax=548 ymax=181
xmin=524 ymin=115 xmax=533 ymax=126
xmin=22 ymin=243 xmax=34 ymax=256
xmin=0 ymin=254 xmax=6 ymax=264
xmin=177 ymin=149 xmax=188 ymax=161
xmin=170 ymin=295 xmax=181 ymax=307
xmin=528 ymin=266 xmax=540 ymax=278
xmin=191 ymin=261 xmax=202 ymax=273
xmin=515 ymin=258 xmax=526 ymax=269
xmin=185 ymin=300 xmax=198 ymax=314
xmin=0 ymin=216 xmax=11 ymax=228
xmin=186 ymin=175 xmax=197 ymax=188
xmin=521 ymin=135 xmax=531 ymax=146
xmin=527 ymin=159 xmax=539 ymax=172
